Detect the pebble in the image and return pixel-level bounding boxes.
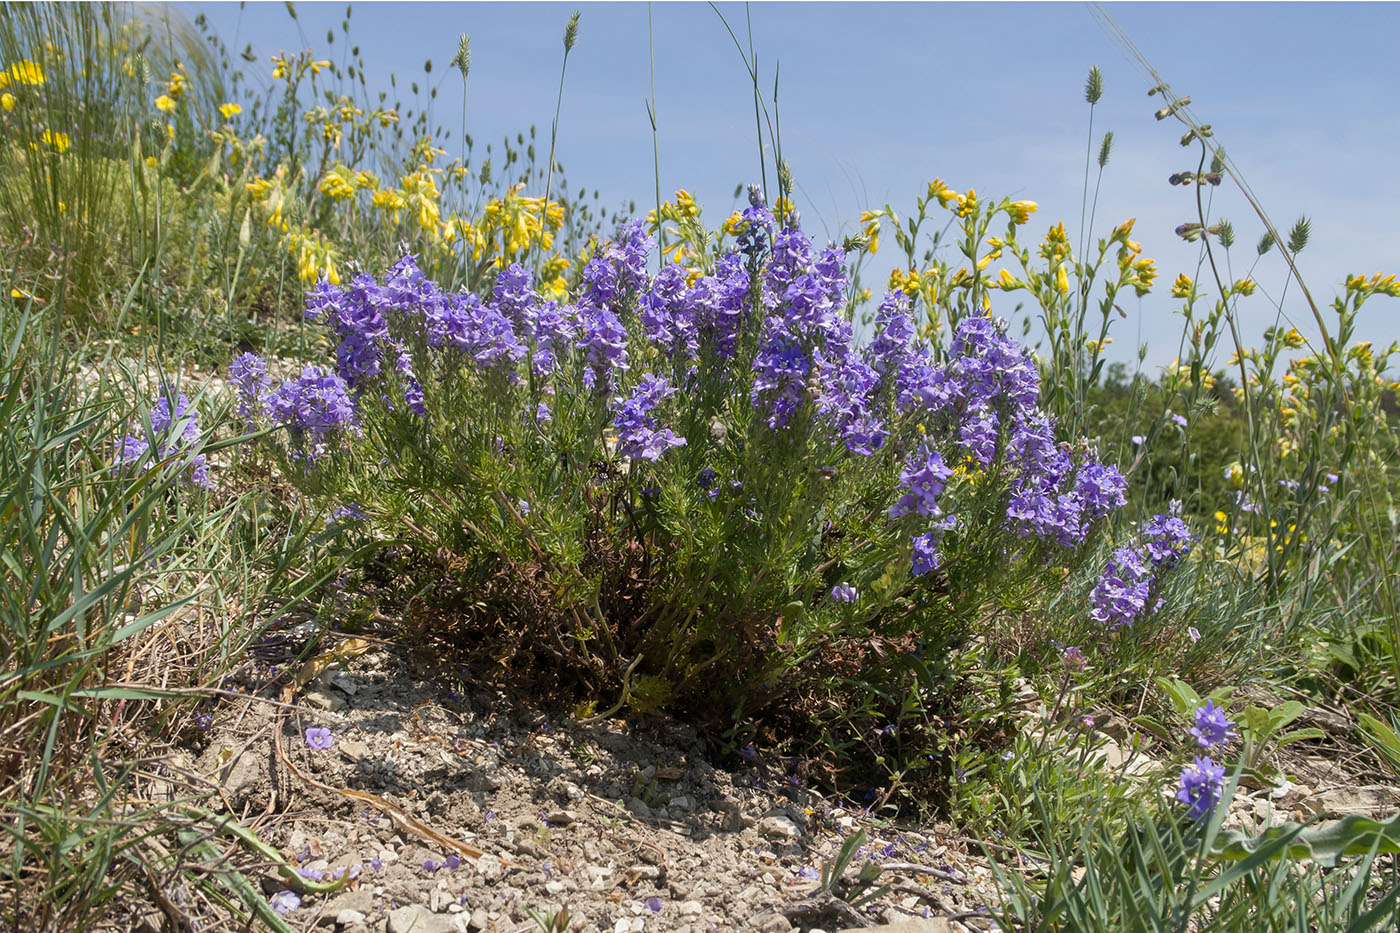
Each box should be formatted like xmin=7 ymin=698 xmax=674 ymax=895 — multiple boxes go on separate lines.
xmin=758 ymin=813 xmax=800 ymax=844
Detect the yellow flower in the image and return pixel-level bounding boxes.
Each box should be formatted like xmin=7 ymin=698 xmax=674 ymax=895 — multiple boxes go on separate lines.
xmin=8 ymin=61 xmax=44 ymax=86
xmin=954 ymin=188 xmax=978 ymax=218
xmin=1281 ymin=328 xmax=1304 ymax=349
xmin=927 ymin=178 xmax=957 ymax=208
xmin=155 ymin=94 xmax=175 ymax=112
xmin=722 ymin=211 xmax=745 ymax=237
xmin=41 ymin=129 xmax=69 ymax=152
xmin=858 ymin=209 xmax=882 ymax=254
xmin=144 ymin=155 xmax=156 ymax=168
xmin=1007 ymin=200 xmax=1037 ymax=225
xmin=675 ymin=189 xmax=699 ymax=219
xmin=1171 ymin=273 xmax=1193 ymax=299
xmin=1114 ymin=217 xmax=1136 ymax=240
xmin=219 ymin=102 xmax=242 ymax=119
xmin=0 ymin=92 xmax=12 ymax=112
xmin=1054 ymin=263 xmax=1069 ymax=295
xmin=319 ymin=167 xmax=356 ymax=200
xmin=996 ymin=269 xmax=1021 ymax=290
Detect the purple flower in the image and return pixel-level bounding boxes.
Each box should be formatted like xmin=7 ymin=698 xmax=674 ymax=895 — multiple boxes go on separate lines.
xmin=443 ymin=854 xmax=462 ymax=871
xmin=229 ymin=353 xmax=272 ymax=423
xmin=889 ymin=445 xmax=954 ymax=520
xmin=115 ymin=391 xmax=211 ymax=489
xmin=1089 ymin=546 xmax=1153 ymax=628
xmin=830 ymin=583 xmax=858 ymax=604
xmin=576 ymin=304 xmax=630 ymax=393
xmin=1141 ymin=514 xmax=1194 ymax=569
xmin=1189 ymin=701 xmax=1236 ymax=749
xmin=612 ymin=374 xmax=686 ymax=462
xmin=644 ymin=896 xmax=663 ymax=914
xmin=305 ymin=727 xmax=334 ymax=750
xmin=911 ymin=530 xmax=944 ymax=577
xmin=269 ymin=890 xmax=301 ymax=914
xmin=265 ymin=366 xmax=357 ymax=461
xmin=1176 ymin=755 xmax=1226 ymax=821
xmin=751 ymin=326 xmax=811 ymax=430
xmin=1062 ymin=646 xmax=1086 ymax=670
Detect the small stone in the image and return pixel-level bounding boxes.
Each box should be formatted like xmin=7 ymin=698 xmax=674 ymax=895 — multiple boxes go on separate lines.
xmin=476 ymin=854 xmax=503 ymax=882
xmin=626 ymin=797 xmax=653 ymax=820
xmin=834 ymin=920 xmax=950 ymax=933
xmin=302 ymin=689 xmax=346 ymax=712
xmin=758 ymin=813 xmax=800 ymax=844
xmin=751 ymin=910 xmax=792 ymax=932
xmin=669 ymin=795 xmax=693 ymax=812
xmin=338 ymin=740 xmax=369 ymax=762
xmin=335 ymin=908 xmax=366 ymax=927
xmin=545 ymin=809 xmax=577 ymax=826
xmin=386 ymin=905 xmax=458 ymax=933
xmin=678 ymin=901 xmax=703 ymax=917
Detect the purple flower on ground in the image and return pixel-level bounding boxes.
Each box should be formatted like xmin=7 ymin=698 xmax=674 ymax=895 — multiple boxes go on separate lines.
xmin=830 ymin=583 xmax=858 ymax=604
xmin=305 ymin=727 xmax=334 ymax=750
xmin=644 ymin=896 xmax=663 ymax=914
xmin=269 ymin=891 xmax=301 ymax=914
xmin=443 ymin=854 xmax=462 ymax=871
xmin=1176 ymin=755 xmax=1226 ymax=822
xmin=1189 ymin=700 xmax=1236 ymax=749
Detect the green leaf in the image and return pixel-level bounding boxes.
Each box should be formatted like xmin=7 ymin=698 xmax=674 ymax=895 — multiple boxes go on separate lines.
xmin=1273 ymin=727 xmax=1326 ymax=749
xmin=1357 ymin=712 xmax=1400 ymax=776
xmin=1213 ymin=811 xmax=1400 ymax=867
xmin=1130 ymin=715 xmax=1172 ymax=744
xmin=1157 ymin=676 xmax=1200 ymax=721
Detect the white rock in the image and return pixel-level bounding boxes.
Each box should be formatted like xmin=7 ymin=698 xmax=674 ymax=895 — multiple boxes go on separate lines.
xmin=758 ymin=813 xmax=800 ymax=844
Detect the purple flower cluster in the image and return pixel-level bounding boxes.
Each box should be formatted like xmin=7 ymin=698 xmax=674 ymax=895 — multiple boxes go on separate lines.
xmin=582 ymin=220 xmax=653 ymax=311
xmin=1089 ymin=513 xmax=1195 ymax=628
xmin=748 ymin=222 xmax=854 ymax=430
xmin=1141 ymin=513 xmax=1195 ymax=569
xmin=612 ymin=374 xmax=686 ymax=462
xmin=229 ymin=353 xmax=272 ymax=423
xmin=115 ymin=392 xmax=211 ymax=488
xmin=1189 ymin=700 xmax=1236 ymax=749
xmin=888 ymin=444 xmax=959 ymax=576
xmin=1088 ymin=545 xmax=1153 ymax=628
xmin=264 ymin=365 xmax=357 ymax=461
xmin=1176 ymin=755 xmax=1226 ymax=822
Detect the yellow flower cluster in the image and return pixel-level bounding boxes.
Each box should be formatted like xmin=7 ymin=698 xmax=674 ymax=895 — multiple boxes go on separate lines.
xmin=476 ymin=182 xmax=565 ymax=259
xmin=285 ymin=227 xmax=341 ymax=285
xmin=271 ymin=50 xmax=331 ymax=83
xmin=154 ymin=64 xmax=187 ymax=112
xmin=0 ymin=59 xmax=44 ymax=112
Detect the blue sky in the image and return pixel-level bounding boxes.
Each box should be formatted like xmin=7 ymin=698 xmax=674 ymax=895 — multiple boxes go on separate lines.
xmin=183 ymin=2 xmax=1400 ymax=371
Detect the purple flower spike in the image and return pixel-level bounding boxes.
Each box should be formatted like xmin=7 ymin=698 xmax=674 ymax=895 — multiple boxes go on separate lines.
xmin=305 ymin=727 xmax=334 ymax=750
xmin=1176 ymin=755 xmax=1226 ymax=822
xmin=1188 ymin=700 xmax=1236 ymax=749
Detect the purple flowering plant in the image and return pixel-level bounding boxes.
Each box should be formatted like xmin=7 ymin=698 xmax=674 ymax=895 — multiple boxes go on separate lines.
xmin=231 ymin=192 xmax=1143 ymax=740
